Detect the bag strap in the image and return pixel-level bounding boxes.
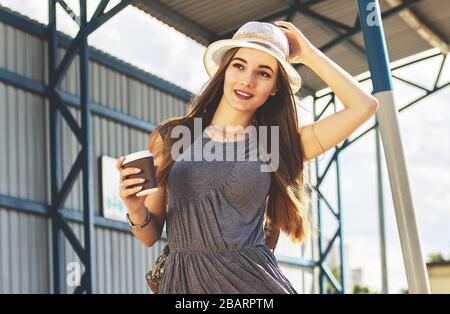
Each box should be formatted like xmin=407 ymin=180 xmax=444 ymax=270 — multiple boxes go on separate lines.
xmin=263 ymin=220 xmax=280 ymax=252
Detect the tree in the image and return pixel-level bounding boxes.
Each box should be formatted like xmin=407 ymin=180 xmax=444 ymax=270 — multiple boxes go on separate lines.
xmin=400 ymin=288 xmax=409 ymax=294
xmin=353 ymin=284 xmax=369 ymax=294
xmin=428 ymin=252 xmax=446 ymax=263
xmin=326 ymin=267 xmax=341 ymax=294
xmin=352 ymin=283 xmax=381 ymax=294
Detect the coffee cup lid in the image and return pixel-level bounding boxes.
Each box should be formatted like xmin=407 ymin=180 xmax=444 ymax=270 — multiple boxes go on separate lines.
xmin=123 ymin=150 xmax=153 ymax=165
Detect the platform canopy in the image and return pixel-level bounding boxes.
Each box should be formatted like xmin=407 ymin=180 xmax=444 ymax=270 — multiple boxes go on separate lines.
xmin=133 ymin=0 xmax=449 ymax=95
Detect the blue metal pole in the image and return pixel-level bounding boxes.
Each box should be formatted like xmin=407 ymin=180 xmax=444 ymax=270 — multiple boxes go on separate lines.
xmin=357 ymin=0 xmax=392 ymax=93
xmin=314 ymin=99 xmax=327 ymax=294
xmin=375 ymin=125 xmax=388 ymax=293
xmin=48 ymin=0 xmax=65 ymax=294
xmin=357 ymin=0 xmax=430 ymax=293
xmin=79 ymin=0 xmax=96 ymax=294
xmin=334 ymin=102 xmax=345 ymax=294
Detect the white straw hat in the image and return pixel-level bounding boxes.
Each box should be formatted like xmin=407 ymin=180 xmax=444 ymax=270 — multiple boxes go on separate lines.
xmin=203 ymin=21 xmax=302 ymax=94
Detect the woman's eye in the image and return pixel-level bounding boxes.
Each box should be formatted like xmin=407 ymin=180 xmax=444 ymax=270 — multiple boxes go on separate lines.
xmin=232 ymin=64 xmax=270 ymax=78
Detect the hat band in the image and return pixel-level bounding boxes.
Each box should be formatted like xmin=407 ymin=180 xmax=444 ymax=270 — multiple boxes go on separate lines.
xmin=232 ymin=33 xmax=288 ymax=60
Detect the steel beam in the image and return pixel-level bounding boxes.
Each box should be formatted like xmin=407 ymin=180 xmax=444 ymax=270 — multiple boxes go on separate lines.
xmin=358 ymin=0 xmax=430 ymax=294
xmin=48 ymin=0 xmax=65 ymax=294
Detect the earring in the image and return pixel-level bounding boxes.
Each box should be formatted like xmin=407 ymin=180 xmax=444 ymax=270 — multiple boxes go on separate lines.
xmin=270 ymin=90 xmax=277 ymax=96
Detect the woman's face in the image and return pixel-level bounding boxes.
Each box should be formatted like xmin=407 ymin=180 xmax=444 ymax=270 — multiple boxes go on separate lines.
xmin=222 ymin=47 xmax=279 ymax=113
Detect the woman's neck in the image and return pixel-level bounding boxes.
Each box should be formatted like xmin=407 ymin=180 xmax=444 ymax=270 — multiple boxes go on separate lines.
xmin=211 ymin=96 xmax=255 ymax=129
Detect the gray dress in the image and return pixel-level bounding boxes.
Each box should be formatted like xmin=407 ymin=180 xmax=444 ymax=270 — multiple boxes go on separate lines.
xmin=158 ymin=129 xmax=298 ymax=294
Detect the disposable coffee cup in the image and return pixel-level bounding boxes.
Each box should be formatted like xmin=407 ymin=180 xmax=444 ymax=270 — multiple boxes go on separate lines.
xmin=122 ymin=150 xmax=158 ymax=197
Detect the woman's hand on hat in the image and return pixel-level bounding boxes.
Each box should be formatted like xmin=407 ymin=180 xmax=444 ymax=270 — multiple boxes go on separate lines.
xmin=273 ymin=21 xmax=316 ymax=64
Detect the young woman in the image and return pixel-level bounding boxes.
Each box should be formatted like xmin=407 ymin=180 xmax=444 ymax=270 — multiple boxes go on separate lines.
xmin=116 ymin=21 xmax=378 ymax=294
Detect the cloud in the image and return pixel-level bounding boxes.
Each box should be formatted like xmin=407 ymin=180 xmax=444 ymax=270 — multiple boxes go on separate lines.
xmin=88 ymin=4 xmax=209 ymax=93
xmin=0 ymin=0 xmax=47 ymax=23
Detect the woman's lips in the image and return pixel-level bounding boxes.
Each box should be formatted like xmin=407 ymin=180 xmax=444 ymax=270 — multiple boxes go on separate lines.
xmin=234 ymin=89 xmax=254 ymax=100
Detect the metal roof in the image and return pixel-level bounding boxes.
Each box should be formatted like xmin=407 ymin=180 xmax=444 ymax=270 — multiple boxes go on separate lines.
xmin=133 ymin=0 xmax=449 ymax=96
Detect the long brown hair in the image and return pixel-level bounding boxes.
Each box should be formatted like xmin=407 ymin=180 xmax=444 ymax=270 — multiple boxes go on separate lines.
xmin=148 ymin=47 xmax=309 ymax=245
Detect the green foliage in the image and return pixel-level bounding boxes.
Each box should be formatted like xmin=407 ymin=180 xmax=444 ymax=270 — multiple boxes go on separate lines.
xmin=428 ymin=252 xmax=447 ymax=263
xmin=326 ymin=267 xmax=341 ymax=294
xmin=352 ymin=283 xmax=381 ymax=294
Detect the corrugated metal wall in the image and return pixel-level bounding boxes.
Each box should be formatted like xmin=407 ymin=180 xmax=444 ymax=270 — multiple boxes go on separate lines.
xmin=0 ymin=17 xmax=186 ymax=293
xmin=0 ymin=208 xmax=50 ymax=293
xmin=0 ymin=11 xmax=317 ymax=294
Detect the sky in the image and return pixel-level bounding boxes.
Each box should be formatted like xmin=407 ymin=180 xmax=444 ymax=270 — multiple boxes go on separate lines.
xmin=1 ymin=0 xmax=448 ymax=294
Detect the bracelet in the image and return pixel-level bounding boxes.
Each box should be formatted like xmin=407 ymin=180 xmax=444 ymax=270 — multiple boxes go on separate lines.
xmin=127 ymin=207 xmax=151 ymax=231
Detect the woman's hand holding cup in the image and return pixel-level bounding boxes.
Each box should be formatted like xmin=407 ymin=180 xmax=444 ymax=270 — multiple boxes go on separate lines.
xmin=116 ymin=156 xmax=146 ymax=213
xmin=116 ymin=150 xmax=158 ymax=213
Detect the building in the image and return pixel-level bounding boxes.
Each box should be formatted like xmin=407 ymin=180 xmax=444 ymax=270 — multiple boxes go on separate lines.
xmin=427 ymin=261 xmax=450 ymax=293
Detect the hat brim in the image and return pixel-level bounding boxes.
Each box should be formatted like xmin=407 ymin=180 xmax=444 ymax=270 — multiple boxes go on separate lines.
xmin=203 ymin=39 xmax=302 ymax=94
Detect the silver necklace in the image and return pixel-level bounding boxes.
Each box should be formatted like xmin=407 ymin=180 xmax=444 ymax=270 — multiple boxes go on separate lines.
xmin=208 ymin=124 xmax=247 ymax=143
